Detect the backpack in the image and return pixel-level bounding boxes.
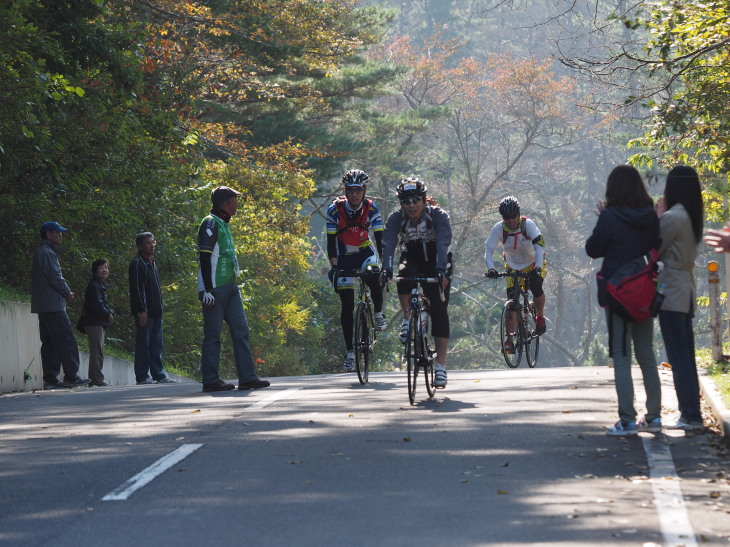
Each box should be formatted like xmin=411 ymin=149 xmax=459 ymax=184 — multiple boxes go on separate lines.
xmin=502 ymin=216 xmax=529 ymax=245
xmin=598 ymin=249 xmax=660 ymax=322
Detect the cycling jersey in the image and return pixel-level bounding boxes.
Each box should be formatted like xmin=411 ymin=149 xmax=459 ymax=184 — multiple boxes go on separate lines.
xmin=485 ymin=217 xmax=545 ymax=271
xmin=326 ymin=198 xmax=383 ymax=256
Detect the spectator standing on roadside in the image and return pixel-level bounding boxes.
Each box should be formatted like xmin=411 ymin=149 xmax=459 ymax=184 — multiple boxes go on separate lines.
xmin=585 ymin=165 xmax=662 ymax=436
xmin=655 ymin=165 xmax=705 ymax=431
xmin=31 ymin=221 xmax=90 ymax=389
xmin=81 ymin=258 xmax=115 ymax=387
xmin=197 ymin=186 xmax=271 ymax=392
xmin=129 ymin=232 xmax=175 ymax=385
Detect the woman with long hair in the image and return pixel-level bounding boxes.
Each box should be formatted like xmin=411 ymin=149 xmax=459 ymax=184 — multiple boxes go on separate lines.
xmin=585 ymin=165 xmax=662 ymax=436
xmin=655 ymin=165 xmax=705 ymax=430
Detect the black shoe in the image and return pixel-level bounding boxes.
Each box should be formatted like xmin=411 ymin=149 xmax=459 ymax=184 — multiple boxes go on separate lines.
xmin=63 ymin=376 xmax=91 ymax=387
xmin=238 ymin=378 xmax=270 ymax=390
xmin=136 ymin=378 xmax=156 ymax=385
xmin=90 ymin=381 xmax=109 ymax=387
xmin=203 ymin=380 xmax=235 ymax=392
xmin=43 ymin=379 xmax=67 ymax=390
xmin=155 ymin=377 xmax=177 ymax=384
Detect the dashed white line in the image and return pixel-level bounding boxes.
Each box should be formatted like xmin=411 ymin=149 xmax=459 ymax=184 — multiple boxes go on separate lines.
xmin=642 ymin=434 xmax=698 ymax=547
xmin=102 ymin=443 xmax=204 ymax=501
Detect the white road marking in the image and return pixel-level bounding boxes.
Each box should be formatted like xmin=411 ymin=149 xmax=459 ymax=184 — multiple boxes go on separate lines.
xmin=246 ymin=387 xmax=301 ymax=410
xmin=102 ymin=443 xmax=204 ymax=501
xmin=101 ymin=389 xmax=301 ymax=501
xmin=642 ymin=434 xmax=698 ymax=547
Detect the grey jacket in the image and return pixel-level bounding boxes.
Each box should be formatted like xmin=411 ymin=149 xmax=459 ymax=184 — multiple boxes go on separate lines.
xmin=31 ymin=240 xmax=71 ymax=313
xmin=658 ymin=203 xmax=698 ymax=314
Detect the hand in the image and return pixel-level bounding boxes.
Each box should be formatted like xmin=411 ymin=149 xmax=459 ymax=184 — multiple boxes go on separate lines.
xmin=107 ymin=314 xmax=115 ymax=326
xmin=534 ymin=266 xmax=541 ymax=275
xmin=594 ymin=200 xmax=606 ymax=216
xmin=438 ymin=272 xmax=449 ymax=289
xmin=202 ymin=291 xmax=215 ymax=309
xmin=65 ymin=291 xmax=75 ymax=302
xmin=328 ymin=265 xmax=337 ymax=283
xmin=381 ymin=269 xmax=393 ymax=287
xmin=138 ymin=311 xmax=148 ymax=327
xmin=705 ymin=225 xmax=730 ymax=253
xmin=486 ymin=268 xmax=498 ymax=279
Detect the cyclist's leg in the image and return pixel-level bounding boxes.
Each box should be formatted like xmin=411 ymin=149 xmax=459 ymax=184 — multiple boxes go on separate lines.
xmin=338 ymin=289 xmax=355 ymax=351
xmin=529 ymin=265 xmax=546 ymax=334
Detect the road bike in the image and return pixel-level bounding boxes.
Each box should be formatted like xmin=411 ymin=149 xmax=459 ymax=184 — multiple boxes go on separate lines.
xmin=392 ymin=276 xmax=444 ymax=404
xmin=335 ymin=266 xmax=380 ymax=384
xmin=488 ymin=271 xmax=539 ymax=369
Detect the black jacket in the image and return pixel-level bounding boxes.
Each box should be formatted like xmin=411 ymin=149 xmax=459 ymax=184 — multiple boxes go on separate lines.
xmin=82 ymin=277 xmax=113 ymax=328
xmin=585 ymin=205 xmax=660 ymax=305
xmin=128 ymin=254 xmax=163 ymax=317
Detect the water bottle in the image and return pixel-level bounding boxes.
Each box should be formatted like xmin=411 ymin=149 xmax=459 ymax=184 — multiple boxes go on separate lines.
xmin=420 ymin=310 xmax=429 ymax=338
xmin=651 ymin=283 xmax=665 ymax=316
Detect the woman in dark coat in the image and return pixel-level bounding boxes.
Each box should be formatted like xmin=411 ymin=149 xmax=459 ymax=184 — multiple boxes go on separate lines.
xmin=585 ymin=165 xmax=662 ymax=436
xmin=82 ymin=258 xmax=115 ymax=386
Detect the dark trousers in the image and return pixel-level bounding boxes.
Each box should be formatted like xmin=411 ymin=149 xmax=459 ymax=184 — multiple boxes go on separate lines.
xmin=38 ymin=311 xmax=81 ymax=384
xmin=134 ymin=315 xmax=166 ymax=382
xmin=658 ymin=310 xmax=702 ymax=422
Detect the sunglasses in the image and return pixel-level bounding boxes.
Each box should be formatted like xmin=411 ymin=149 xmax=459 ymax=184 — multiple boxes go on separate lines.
xmin=346 ymin=187 xmax=365 ymax=193
xmin=400 ymin=197 xmax=422 ymax=205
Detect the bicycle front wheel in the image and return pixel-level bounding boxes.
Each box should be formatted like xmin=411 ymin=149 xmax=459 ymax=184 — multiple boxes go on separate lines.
xmin=354 ymin=304 xmax=370 ymax=384
xmin=525 ymin=304 xmax=539 ymax=368
xmin=500 ymin=301 xmax=522 ymax=368
xmin=406 ymin=313 xmax=420 ymax=405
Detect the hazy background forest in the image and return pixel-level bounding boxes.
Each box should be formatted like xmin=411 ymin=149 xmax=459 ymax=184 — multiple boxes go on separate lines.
xmin=1 ymin=0 xmax=728 ymax=378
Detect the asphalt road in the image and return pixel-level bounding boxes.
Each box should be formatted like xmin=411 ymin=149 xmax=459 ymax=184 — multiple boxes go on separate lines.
xmin=1 ymin=366 xmax=728 ymax=546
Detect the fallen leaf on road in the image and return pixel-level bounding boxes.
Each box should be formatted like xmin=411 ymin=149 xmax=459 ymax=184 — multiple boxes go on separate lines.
xmin=497 ymin=490 xmax=508 ymax=495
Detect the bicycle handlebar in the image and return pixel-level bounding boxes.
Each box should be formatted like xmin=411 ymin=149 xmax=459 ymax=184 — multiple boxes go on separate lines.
xmin=335 ymin=268 xmax=381 ymax=278
xmin=487 ymin=271 xmax=530 ymax=279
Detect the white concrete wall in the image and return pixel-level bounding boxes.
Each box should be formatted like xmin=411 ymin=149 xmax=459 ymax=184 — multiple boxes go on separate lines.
xmin=0 ymin=300 xmax=192 ymax=393
xmin=0 ymin=301 xmax=43 ymax=391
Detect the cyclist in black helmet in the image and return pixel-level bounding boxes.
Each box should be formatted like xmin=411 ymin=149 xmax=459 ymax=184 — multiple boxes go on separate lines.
xmin=485 ymin=196 xmax=547 ymax=353
xmin=381 ymin=177 xmax=453 ymax=389
xmin=326 ymin=169 xmax=386 ymax=372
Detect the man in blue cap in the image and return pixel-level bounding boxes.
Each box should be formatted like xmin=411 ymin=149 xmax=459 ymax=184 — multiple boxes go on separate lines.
xmin=31 ymin=221 xmax=90 ymax=388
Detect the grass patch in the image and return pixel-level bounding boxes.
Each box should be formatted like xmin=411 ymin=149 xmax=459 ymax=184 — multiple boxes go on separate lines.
xmin=697 ymin=346 xmax=730 ymax=408
xmin=0 ymin=284 xmax=29 ymax=304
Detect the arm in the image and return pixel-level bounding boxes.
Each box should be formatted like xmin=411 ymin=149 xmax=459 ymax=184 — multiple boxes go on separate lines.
xmin=525 ymin=219 xmax=545 ymax=268
xmin=42 ymin=249 xmax=72 ymax=299
xmin=585 ymin=210 xmax=610 ymax=259
xmin=381 ymin=210 xmax=402 ymax=273
xmin=433 ymin=208 xmax=453 ymax=275
xmin=484 ymin=223 xmax=502 ymax=270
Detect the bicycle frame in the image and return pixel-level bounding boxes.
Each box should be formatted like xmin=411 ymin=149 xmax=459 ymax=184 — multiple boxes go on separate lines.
xmin=391 ymin=276 xmax=443 ymax=404
xmin=494 ymin=271 xmax=539 ymax=368
xmin=335 ymin=268 xmax=379 ymax=384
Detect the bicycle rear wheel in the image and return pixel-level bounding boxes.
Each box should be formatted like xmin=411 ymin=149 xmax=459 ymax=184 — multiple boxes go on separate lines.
xmin=354 ymin=304 xmax=370 ymax=384
xmin=406 ymin=313 xmax=420 ymax=404
xmin=525 ymin=304 xmax=539 ymax=368
xmin=500 ymin=301 xmax=522 ymax=368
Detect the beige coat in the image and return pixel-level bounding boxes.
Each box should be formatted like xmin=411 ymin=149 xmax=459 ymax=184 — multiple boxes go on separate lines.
xmin=657 ymin=203 xmax=697 ymax=314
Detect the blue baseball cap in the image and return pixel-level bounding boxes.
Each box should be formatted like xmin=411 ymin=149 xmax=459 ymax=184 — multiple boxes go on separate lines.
xmin=40 ymin=221 xmax=69 ymax=236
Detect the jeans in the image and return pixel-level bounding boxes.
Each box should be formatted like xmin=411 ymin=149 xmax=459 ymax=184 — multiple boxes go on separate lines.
xmin=608 ymin=312 xmax=661 ymax=423
xmin=658 ymin=310 xmax=702 ymax=423
xmin=200 ymin=284 xmax=257 ymax=385
xmin=134 ymin=315 xmax=166 ymax=382
xmin=37 ymin=311 xmax=81 ymax=384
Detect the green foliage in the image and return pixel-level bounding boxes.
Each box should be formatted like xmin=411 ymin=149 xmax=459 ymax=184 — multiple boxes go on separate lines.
xmin=625 ymin=1 xmax=730 ymax=177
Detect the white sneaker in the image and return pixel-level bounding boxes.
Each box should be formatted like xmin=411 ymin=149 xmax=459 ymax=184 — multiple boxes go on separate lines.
xmin=399 ymin=319 xmax=409 ymax=344
xmin=343 ymin=351 xmax=355 ymax=372
xmin=434 ymin=364 xmax=447 ymax=388
xmin=374 ymin=312 xmax=387 ymax=331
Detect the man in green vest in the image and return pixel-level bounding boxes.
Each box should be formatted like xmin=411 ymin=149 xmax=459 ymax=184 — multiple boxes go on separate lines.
xmin=197 ymin=186 xmax=270 ymax=392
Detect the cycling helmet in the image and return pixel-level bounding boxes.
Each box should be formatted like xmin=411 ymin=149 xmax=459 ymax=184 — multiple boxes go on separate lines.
xmin=498 ymin=196 xmax=520 ymax=218
xmin=342 ymin=169 xmax=369 ymax=187
xmin=396 ymin=177 xmax=428 ymax=200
